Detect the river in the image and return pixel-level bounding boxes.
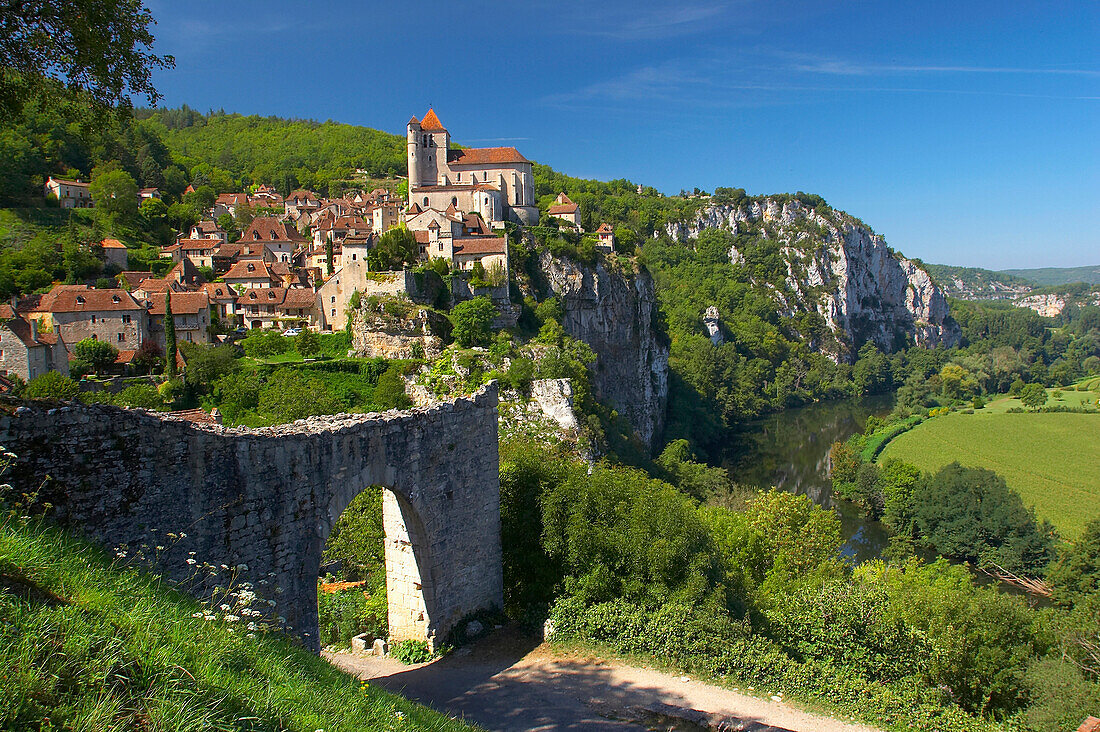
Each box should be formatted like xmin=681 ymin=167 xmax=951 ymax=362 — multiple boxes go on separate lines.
xmin=718 ymin=395 xmax=896 ymax=564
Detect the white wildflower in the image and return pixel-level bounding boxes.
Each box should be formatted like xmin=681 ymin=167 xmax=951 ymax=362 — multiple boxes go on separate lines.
xmin=191 ymin=612 xmax=203 ymax=618
xmin=224 ymin=614 xmax=240 ymax=623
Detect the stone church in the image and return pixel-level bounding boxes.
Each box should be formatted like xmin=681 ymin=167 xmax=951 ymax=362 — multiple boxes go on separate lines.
xmin=407 ymin=109 xmax=539 ymax=226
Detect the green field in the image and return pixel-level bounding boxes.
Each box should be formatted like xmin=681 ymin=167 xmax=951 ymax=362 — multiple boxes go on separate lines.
xmin=880 ymin=411 xmax=1100 ymax=537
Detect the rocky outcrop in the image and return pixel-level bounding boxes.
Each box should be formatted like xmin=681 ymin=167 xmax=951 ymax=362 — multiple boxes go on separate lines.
xmin=350 ymin=305 xmax=447 ymax=360
xmin=667 ymin=198 xmax=959 ymax=358
xmin=703 ymin=306 xmax=723 ymax=345
xmin=531 ymin=378 xmax=581 ymax=433
xmin=538 ymin=252 xmax=669 ymax=449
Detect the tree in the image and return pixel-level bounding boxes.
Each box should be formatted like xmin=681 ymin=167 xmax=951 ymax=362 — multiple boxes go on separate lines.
xmin=1048 ymin=518 xmax=1100 ymax=606
xmin=1019 ymin=382 xmax=1047 ymax=409
xmin=449 ymin=296 xmax=497 ymax=348
xmin=325 ymin=237 xmax=335 ymax=276
xmin=89 ymin=169 xmax=139 ymax=218
xmin=164 ymin=292 xmax=177 ymax=378
xmin=0 ymin=0 xmax=174 ymax=117
xmin=913 ymin=463 xmax=1054 ymax=574
xmin=131 ymin=339 xmax=163 ymax=375
xmin=23 ymin=371 xmax=79 ymax=400
xmin=72 ymin=337 xmax=118 ymax=374
xmin=296 ymin=329 xmax=320 ymax=358
xmin=367 ymin=227 xmax=417 ymax=271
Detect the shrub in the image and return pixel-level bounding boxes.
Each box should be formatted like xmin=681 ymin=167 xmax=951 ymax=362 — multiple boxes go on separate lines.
xmin=317 ymin=583 xmax=386 ymax=648
xmin=449 ymin=296 xmax=497 ymax=348
xmin=296 ymin=329 xmax=321 ymax=358
xmin=390 ymin=639 xmax=432 ymax=664
xmin=72 ymin=337 xmax=119 ymax=374
xmin=113 ymin=384 xmax=164 ymax=410
xmin=24 ymin=371 xmax=79 ymax=400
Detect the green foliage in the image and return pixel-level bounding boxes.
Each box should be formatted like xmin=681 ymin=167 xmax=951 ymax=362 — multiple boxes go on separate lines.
xmin=390 ymin=639 xmax=432 ymax=665
xmin=23 ymin=371 xmax=79 ymax=399
xmin=655 ymin=439 xmax=731 ymax=501
xmin=241 ymin=330 xmax=290 ymax=359
xmin=72 ymin=337 xmax=118 ymax=373
xmin=367 ymin=227 xmax=417 ymax=271
xmin=1048 ymin=518 xmax=1100 ymax=606
xmin=913 ymin=463 xmax=1055 ymax=575
xmin=163 ymin=292 xmax=176 ymax=378
xmin=89 ymin=168 xmax=138 ymax=218
xmin=256 ymin=369 xmax=344 ymax=424
xmin=317 ymin=581 xmax=386 ymax=649
xmin=178 ymin=342 xmax=237 ymax=391
xmin=1019 ymin=382 xmax=1047 ymax=409
xmin=449 ymin=296 xmax=497 ymax=348
xmin=112 ymin=384 xmax=164 ymax=410
xmin=0 ymin=519 xmax=476 ymax=732
xmin=296 ymin=329 xmax=321 ymax=358
xmin=323 ymin=488 xmax=384 ymax=581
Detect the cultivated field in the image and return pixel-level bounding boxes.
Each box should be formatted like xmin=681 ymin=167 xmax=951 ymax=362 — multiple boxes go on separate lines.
xmin=880 ymin=411 xmax=1100 ymax=537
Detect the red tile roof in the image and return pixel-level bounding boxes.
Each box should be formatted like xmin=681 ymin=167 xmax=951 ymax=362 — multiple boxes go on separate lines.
xmin=118 ymin=271 xmax=152 ymax=290
xmin=420 ymin=108 xmax=445 ymax=132
xmin=169 ymin=408 xmax=222 ymax=425
xmin=147 ymin=291 xmax=210 ymax=316
xmin=224 ymin=259 xmax=274 ymax=281
xmin=447 ymin=147 xmax=529 ymax=165
xmin=41 ymin=285 xmax=143 ymax=313
xmin=548 ymin=201 xmax=579 ymax=215
xmin=453 ymin=237 xmax=507 ymax=256
xmin=596 ymin=223 xmax=614 ymax=234
xmin=100 ymin=238 xmax=127 ymax=249
xmin=176 ymin=239 xmax=218 ymax=251
xmin=242 ymin=216 xmax=306 ymax=242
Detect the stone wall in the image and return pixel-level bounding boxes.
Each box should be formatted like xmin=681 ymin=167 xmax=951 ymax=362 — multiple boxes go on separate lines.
xmin=0 ymin=384 xmax=503 ymax=652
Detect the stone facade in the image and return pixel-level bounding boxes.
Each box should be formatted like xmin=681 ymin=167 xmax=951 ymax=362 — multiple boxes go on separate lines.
xmin=0 ymin=384 xmax=504 ymax=652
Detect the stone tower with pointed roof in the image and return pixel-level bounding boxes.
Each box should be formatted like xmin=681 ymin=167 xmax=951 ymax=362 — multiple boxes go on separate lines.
xmin=406 ymin=109 xmax=539 ymax=226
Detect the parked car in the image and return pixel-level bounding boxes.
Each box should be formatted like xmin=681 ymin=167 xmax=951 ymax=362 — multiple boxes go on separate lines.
xmin=282 ymin=327 xmax=302 ymax=337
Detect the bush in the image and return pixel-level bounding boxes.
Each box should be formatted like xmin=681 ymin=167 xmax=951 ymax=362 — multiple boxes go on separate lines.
xmin=113 ymin=384 xmax=164 ymax=410
xmin=24 ymin=371 xmax=79 ymax=400
xmin=72 ymin=337 xmax=119 ymax=374
xmin=449 ymin=296 xmax=497 ymax=348
xmin=241 ymin=330 xmax=290 ymax=359
xmin=296 ymin=329 xmax=321 ymax=358
xmin=317 ymin=583 xmax=386 ymax=648
xmin=390 ymin=639 xmax=432 ymax=664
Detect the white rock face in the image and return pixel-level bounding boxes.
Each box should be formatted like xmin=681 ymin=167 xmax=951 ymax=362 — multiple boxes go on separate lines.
xmin=703 ymin=306 xmax=723 ymax=345
xmin=1014 ymin=293 xmax=1067 ymax=317
xmin=530 ymin=378 xmax=581 ymax=432
xmin=539 ymin=251 xmax=670 ymax=449
xmin=667 ymin=198 xmax=959 ymax=359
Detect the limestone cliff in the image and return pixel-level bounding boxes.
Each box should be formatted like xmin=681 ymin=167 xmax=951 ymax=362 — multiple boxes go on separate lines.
xmin=666 ymin=198 xmax=959 ymax=359
xmin=349 ymin=303 xmax=447 ymax=360
xmin=537 ymin=251 xmax=669 ymax=449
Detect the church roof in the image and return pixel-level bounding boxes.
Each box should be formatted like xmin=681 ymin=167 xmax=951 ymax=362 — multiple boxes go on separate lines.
xmin=420 ymin=108 xmax=445 ymax=132
xmin=408 ymin=115 xmax=420 ymax=126
xmin=447 ymin=147 xmax=529 ymax=165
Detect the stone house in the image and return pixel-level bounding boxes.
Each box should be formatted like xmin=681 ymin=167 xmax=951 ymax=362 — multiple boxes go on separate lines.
xmin=139 ymin=187 xmax=161 ymax=201
xmin=407 ymin=109 xmax=538 ymax=226
xmin=595 ymin=223 xmax=614 ymax=252
xmin=452 ymin=235 xmax=509 ymax=276
xmin=44 ymin=177 xmax=93 ymax=209
xmin=174 ymin=239 xmax=218 ymax=269
xmin=202 ymin=282 xmax=239 ymax=325
xmin=33 ymin=285 xmax=147 ymax=353
xmin=548 ymin=193 xmax=581 ymax=229
xmin=100 ymin=238 xmax=130 ymax=271
xmin=0 ymin=305 xmax=68 ymax=380
xmin=224 ymin=260 xmax=280 ymax=290
xmin=237 ymin=287 xmax=318 ymax=331
xmin=213 ymin=193 xmax=248 ymax=219
xmin=369 ymin=201 xmax=400 ymax=234
xmin=189 ymin=220 xmax=228 ymax=243
xmin=284 ymin=190 xmax=320 ymax=219
xmin=146 ymin=291 xmax=212 ymax=349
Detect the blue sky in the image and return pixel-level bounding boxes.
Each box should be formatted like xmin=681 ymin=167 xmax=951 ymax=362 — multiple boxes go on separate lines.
xmin=144 ymin=1 xmax=1099 ymax=269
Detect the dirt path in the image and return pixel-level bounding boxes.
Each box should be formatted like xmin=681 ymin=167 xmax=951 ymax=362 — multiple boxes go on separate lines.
xmin=325 ymin=628 xmax=880 ymax=732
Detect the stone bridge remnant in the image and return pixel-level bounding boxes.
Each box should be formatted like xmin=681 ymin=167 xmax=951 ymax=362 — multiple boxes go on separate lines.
xmin=0 ymin=384 xmax=503 ymax=652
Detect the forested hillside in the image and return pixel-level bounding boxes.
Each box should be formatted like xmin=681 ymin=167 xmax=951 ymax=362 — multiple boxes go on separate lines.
xmin=1001 ymin=264 xmax=1100 ymax=286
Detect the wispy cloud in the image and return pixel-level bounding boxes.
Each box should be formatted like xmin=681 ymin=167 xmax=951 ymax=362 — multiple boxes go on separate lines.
xmin=541 ymin=52 xmax=1100 ymax=112
xmin=794 ymin=58 xmax=1100 ymax=78
xmin=563 ymin=2 xmax=730 ymax=40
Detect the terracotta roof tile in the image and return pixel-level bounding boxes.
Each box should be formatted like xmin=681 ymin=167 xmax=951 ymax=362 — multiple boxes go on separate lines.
xmin=42 ymin=285 xmax=143 ymax=313
xmin=447 ymin=147 xmax=529 ymax=165
xmin=420 ymin=108 xmax=445 ymax=132
xmin=453 ymin=237 xmax=507 ymax=256
xmin=100 ymin=238 xmax=127 ymax=249
xmin=147 ymin=291 xmax=210 ymax=315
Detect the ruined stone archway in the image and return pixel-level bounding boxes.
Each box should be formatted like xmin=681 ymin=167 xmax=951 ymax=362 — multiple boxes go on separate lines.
xmin=0 ymin=384 xmax=503 ymax=652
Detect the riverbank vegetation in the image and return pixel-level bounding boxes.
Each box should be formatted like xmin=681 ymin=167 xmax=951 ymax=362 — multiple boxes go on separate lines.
xmin=499 ymin=436 xmax=1100 ymax=732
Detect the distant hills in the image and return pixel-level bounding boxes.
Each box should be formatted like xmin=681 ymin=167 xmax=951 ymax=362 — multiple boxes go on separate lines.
xmin=999 ymin=265 xmax=1100 ymax=286
xmin=924 ymin=262 xmax=1100 ymax=300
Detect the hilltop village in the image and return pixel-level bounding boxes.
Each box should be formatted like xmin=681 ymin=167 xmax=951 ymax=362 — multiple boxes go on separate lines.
xmin=2 ymin=110 xmax=613 ymax=384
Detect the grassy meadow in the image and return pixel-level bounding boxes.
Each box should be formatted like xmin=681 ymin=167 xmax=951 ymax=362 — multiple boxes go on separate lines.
xmin=880 ymin=409 xmax=1100 ymax=537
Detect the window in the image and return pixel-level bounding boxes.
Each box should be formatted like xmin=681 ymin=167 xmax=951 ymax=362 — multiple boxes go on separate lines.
xmin=91 ymin=334 xmax=97 ymax=340
xmin=122 ymin=314 xmax=131 ymax=324
xmin=91 ymin=315 xmax=97 ymax=324
xmin=331 ymin=296 xmax=335 ymax=303
xmin=117 ymin=333 xmax=125 ymax=343
xmin=0 ymin=349 xmax=4 ymax=358
xmin=331 ymin=308 xmax=336 ymax=317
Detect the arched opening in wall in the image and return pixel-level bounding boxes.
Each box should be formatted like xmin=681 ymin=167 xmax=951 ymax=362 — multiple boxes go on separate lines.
xmin=318 ymin=485 xmax=438 ymax=654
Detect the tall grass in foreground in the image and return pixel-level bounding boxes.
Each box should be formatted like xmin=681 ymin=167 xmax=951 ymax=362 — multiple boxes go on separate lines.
xmin=0 ymin=519 xmax=479 ymax=732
